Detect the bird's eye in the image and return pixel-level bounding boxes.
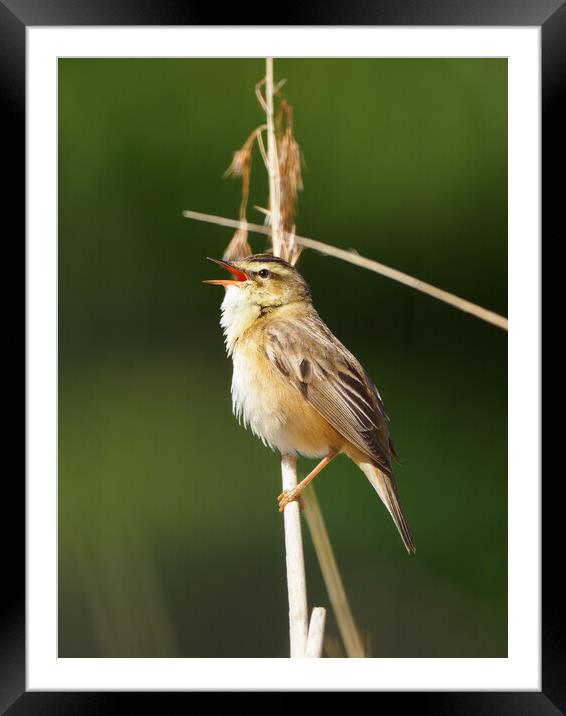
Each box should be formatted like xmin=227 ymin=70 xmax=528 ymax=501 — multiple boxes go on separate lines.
xmin=258 ymin=268 xmax=270 ymax=279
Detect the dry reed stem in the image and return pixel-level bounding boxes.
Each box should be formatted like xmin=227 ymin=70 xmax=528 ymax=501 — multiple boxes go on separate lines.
xmin=222 ymin=125 xmax=267 ymax=261
xmin=264 ymin=59 xmax=312 ymax=658
xmin=305 ymin=607 xmax=327 ymax=658
xmin=302 ymin=487 xmax=366 ymax=657
xmin=265 ymin=58 xmax=283 ymax=258
xmin=280 ymin=454 xmax=309 ymax=657
xmin=182 ymin=209 xmax=508 ymax=330
xmin=276 ymin=100 xmax=303 ymax=251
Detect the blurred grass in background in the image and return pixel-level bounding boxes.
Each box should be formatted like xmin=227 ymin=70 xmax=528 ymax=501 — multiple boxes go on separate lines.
xmin=58 ymin=58 xmax=507 ymax=657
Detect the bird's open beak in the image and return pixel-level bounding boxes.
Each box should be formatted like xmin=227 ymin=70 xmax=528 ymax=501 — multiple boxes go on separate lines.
xmin=203 ymin=257 xmax=249 ymax=286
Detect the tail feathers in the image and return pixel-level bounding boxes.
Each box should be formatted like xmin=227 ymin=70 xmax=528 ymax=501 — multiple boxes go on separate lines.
xmin=358 ymin=462 xmax=416 ymax=554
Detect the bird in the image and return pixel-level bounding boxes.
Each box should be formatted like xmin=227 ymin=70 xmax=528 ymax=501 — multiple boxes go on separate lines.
xmin=204 ymin=253 xmax=416 ymax=554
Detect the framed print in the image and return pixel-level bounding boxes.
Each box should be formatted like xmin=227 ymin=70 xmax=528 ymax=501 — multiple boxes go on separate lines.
xmin=8 ymin=0 xmax=558 ymax=709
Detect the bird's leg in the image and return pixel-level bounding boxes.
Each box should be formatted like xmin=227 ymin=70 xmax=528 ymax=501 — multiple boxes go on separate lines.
xmin=278 ymin=452 xmax=337 ymax=512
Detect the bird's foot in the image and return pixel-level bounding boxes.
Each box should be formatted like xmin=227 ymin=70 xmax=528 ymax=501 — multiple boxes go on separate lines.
xmin=277 ymin=489 xmax=304 ymax=512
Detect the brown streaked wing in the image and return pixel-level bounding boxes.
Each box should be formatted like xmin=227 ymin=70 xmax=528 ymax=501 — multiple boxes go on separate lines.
xmin=264 ymin=315 xmax=393 ymax=474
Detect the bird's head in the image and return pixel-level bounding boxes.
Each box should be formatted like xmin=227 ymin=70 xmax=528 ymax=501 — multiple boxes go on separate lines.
xmin=204 ymin=253 xmax=311 ymax=308
xmin=204 ymin=253 xmax=312 ymax=352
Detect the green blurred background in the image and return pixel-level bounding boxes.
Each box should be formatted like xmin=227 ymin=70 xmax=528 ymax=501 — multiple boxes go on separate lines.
xmin=58 ymin=58 xmax=507 ymax=658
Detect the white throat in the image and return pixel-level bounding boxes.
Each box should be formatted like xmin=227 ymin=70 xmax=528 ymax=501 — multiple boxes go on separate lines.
xmin=220 ymin=285 xmax=260 ymax=355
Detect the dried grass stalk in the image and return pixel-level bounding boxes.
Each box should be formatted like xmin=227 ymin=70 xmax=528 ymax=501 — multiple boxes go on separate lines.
xmin=264 ymin=59 xmax=284 ymax=259
xmin=276 ymin=100 xmax=303 ymax=266
xmin=303 ymin=487 xmax=365 ymax=657
xmin=211 ymin=58 xmax=388 ymax=659
xmin=223 ymin=126 xmax=266 ymax=261
xmin=183 ymin=210 xmax=508 ymax=331
xmin=222 ymin=226 xmax=252 ymax=263
xmin=305 ymin=607 xmax=327 ymax=657
xmin=280 ymin=454 xmax=309 ymax=656
xmin=264 ymin=59 xmax=317 ymax=658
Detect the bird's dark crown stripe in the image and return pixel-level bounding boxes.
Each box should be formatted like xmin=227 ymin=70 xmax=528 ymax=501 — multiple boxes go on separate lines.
xmin=246 ymin=255 xmax=291 ymax=266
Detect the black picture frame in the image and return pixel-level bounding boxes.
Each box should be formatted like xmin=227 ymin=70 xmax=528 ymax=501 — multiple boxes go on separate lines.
xmin=8 ymin=0 xmax=556 ymax=710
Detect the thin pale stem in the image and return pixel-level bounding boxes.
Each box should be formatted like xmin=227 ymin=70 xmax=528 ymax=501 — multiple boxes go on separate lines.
xmin=265 ymin=58 xmax=283 ymax=257
xmin=281 ymin=454 xmax=309 ymax=657
xmin=182 ymin=209 xmax=508 ymax=331
xmin=256 ymin=129 xmax=269 ymax=170
xmin=302 ymin=487 xmax=366 ymax=658
xmin=266 ymin=58 xmax=311 ymax=659
xmin=305 ymin=607 xmax=327 ymax=658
